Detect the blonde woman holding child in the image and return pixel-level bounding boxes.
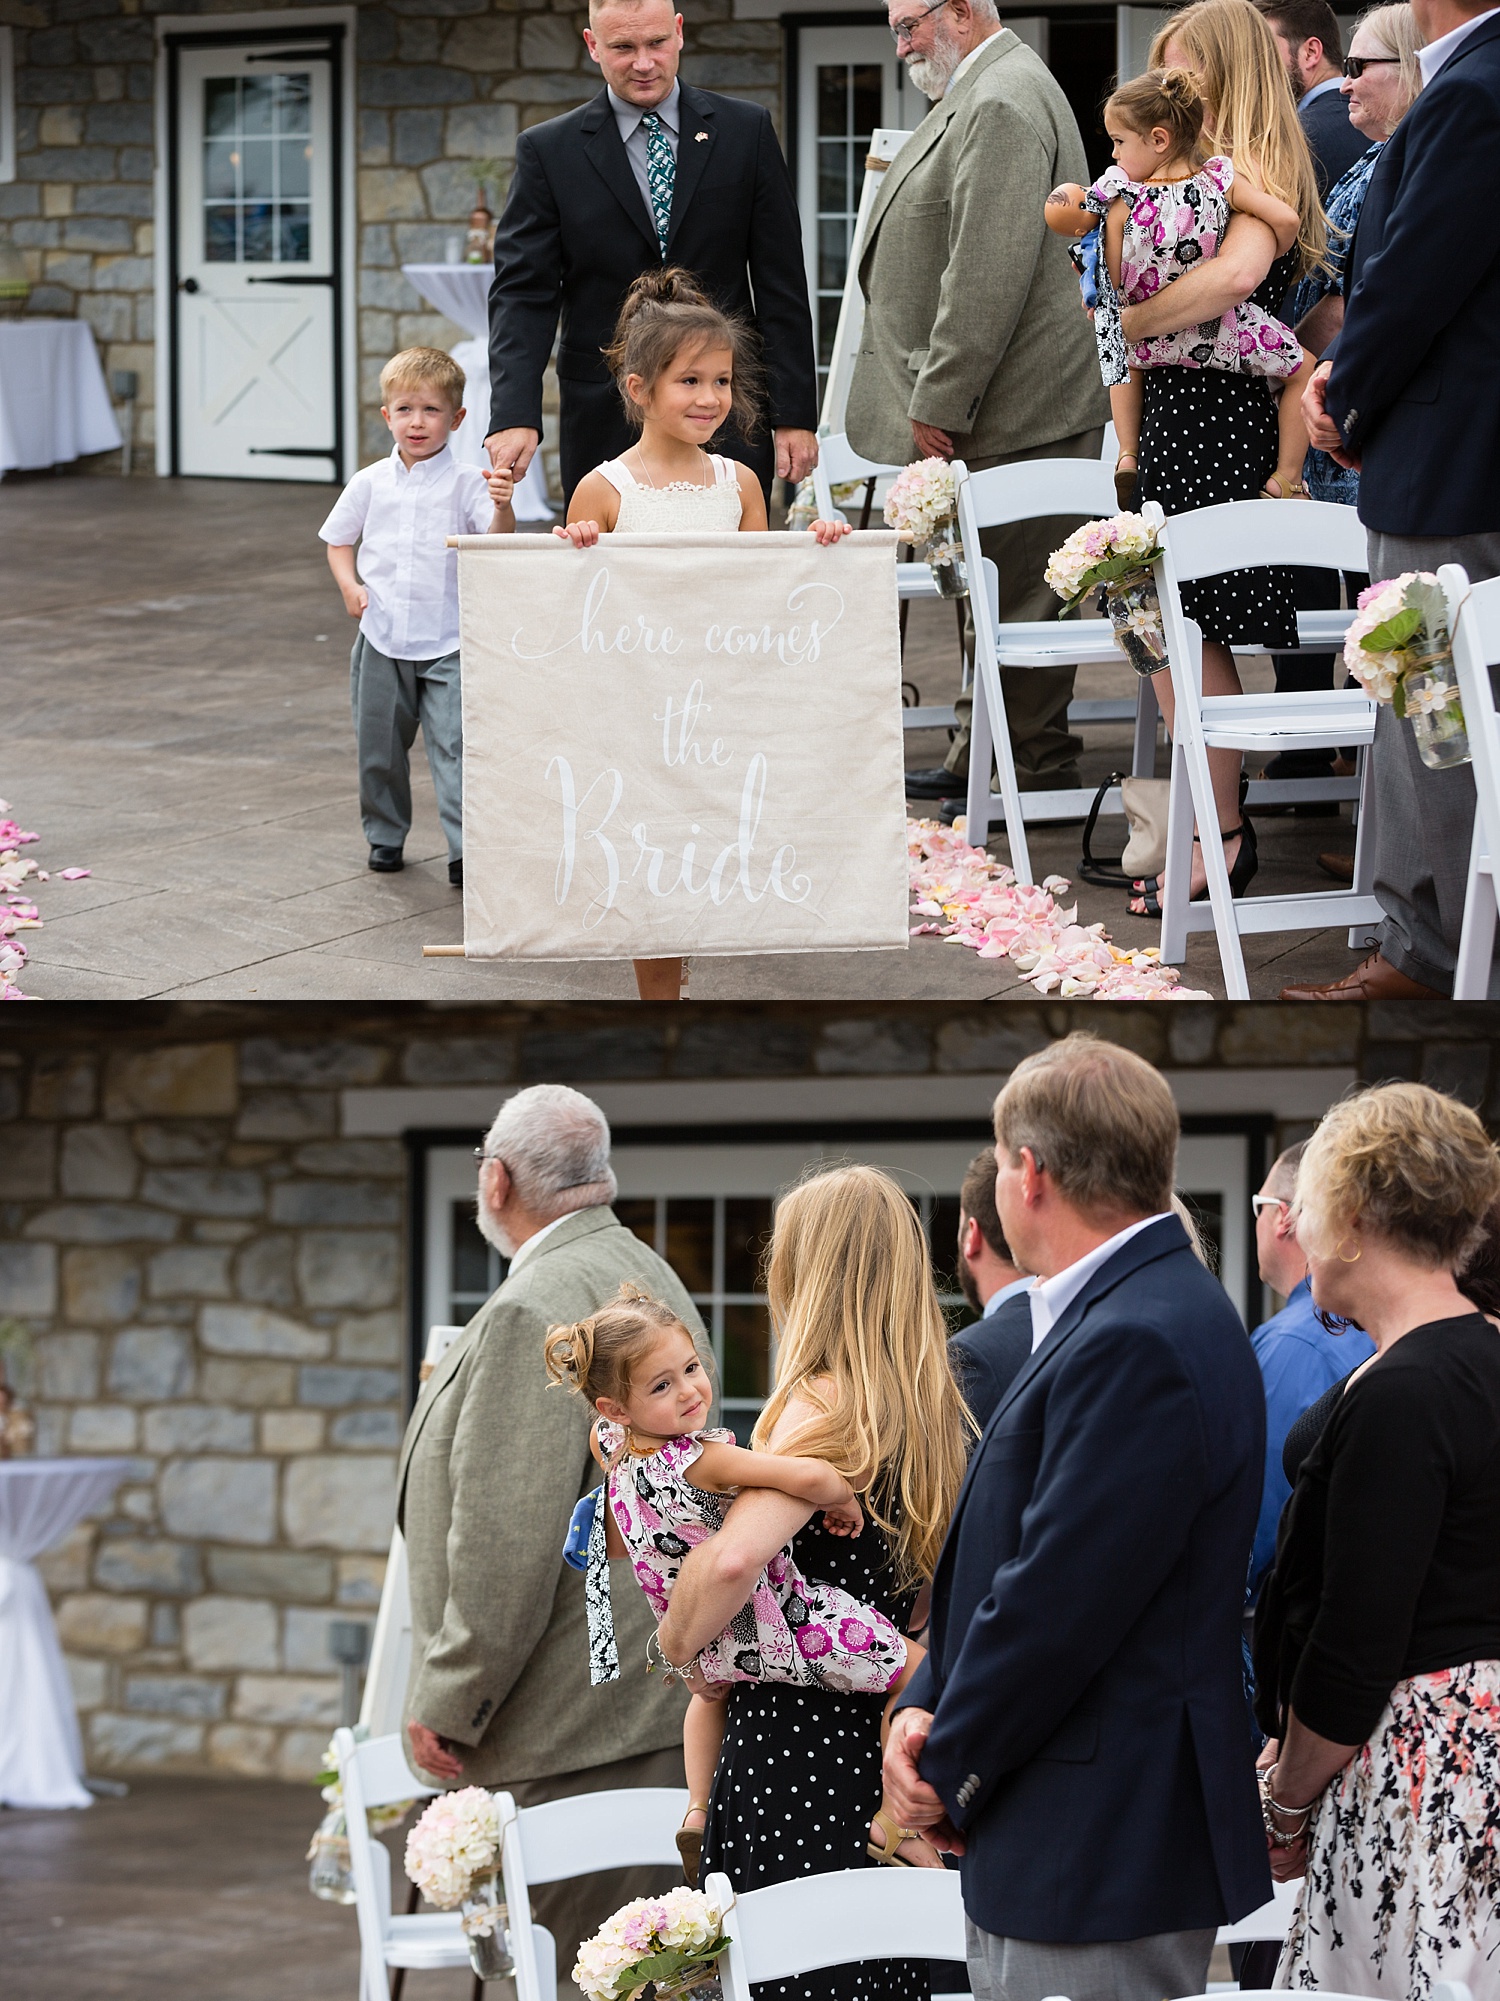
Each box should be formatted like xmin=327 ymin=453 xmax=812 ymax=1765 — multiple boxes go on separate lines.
xmin=487 ymin=270 xmax=849 ymax=1004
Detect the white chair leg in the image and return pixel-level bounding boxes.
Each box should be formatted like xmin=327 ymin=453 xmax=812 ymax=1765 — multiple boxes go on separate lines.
xmin=965 ymin=666 xmax=994 ymax=852
xmin=1188 ymin=734 xmax=1251 ymax=999
xmin=1132 ymin=672 xmax=1160 ymax=778
xmin=978 ymin=654 xmax=1033 ymax=885
xmin=1453 ymin=820 xmax=1497 ymax=1000
xmin=1347 ymin=741 xmax=1380 ymax=950
xmin=1158 ymin=738 xmax=1195 ymax=965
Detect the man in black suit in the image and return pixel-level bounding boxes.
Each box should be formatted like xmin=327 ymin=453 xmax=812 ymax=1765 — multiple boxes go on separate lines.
xmin=483 ymin=0 xmax=819 ymax=503
xmin=949 ymin=1146 xmax=1033 ymax=1432
xmin=1285 ymin=0 xmax=1500 ymax=1001
xmin=886 ymin=1035 xmax=1269 ymax=2001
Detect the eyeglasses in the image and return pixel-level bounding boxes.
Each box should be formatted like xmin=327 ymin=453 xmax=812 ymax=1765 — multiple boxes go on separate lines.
xmin=890 ymin=0 xmax=950 ymax=46
xmin=1250 ymin=1194 xmax=1289 ymax=1217
xmin=1341 ymin=54 xmax=1399 ymax=76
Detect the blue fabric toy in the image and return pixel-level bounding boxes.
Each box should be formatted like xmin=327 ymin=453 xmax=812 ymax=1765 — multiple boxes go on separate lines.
xmin=563 ymin=1486 xmax=601 ymax=1571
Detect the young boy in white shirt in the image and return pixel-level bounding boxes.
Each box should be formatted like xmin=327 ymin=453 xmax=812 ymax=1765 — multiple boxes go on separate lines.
xmin=320 ymin=347 xmax=513 ymax=886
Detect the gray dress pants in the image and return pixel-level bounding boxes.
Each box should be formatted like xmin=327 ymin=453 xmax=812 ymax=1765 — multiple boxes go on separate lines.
xmin=1366 ymin=529 xmax=1500 ymax=995
xmin=350 ymin=631 xmax=464 ymax=861
xmin=967 ymin=1915 xmax=1216 ymax=2001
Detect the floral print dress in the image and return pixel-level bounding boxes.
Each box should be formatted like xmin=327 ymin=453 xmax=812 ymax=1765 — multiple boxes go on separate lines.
xmin=582 ymin=1419 xmax=909 ymax=1694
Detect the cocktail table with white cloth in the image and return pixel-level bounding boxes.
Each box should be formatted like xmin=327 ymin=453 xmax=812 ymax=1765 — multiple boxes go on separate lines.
xmin=0 ymin=1456 xmax=133 ymax=1808
xmin=0 ymin=319 xmax=122 ymax=477
xmin=400 ymin=264 xmax=554 ymax=518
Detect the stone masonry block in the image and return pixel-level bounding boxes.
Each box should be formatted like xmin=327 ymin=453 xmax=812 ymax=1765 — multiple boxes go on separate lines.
xmin=297 ymin=1232 xmax=399 ymax=1310
xmin=675 ymin=1020 xmax=811 ymax=1077
xmin=337 ymin=1555 xmax=387 ymax=1606
xmin=680 ymin=53 xmax=780 ymax=86
xmin=442 ymin=16 xmax=518 ymax=69
xmin=236 ymin=1089 xmax=337 ymax=1141
xmin=60 ymin=1124 xmax=139 ymax=1199
xmin=28 ymin=27 xmax=78 ymax=62
xmin=21 ymin=147 xmax=119 ymax=183
xmin=445 ymin=103 xmax=517 ymax=157
xmin=492 ymin=71 xmax=590 ymax=104
xmin=520 ymin=1027 xmax=666 ymax=1080
xmin=358 ymin=166 xmax=428 ymax=220
xmin=76 ymin=18 xmax=153 ymax=61
xmin=814 ymin=1019 xmax=932 ymax=1075
xmin=123 ymin=1674 xmax=226 ymax=1720
xmin=240 ymin=1040 xmax=389 ymax=1087
xmin=293 ymin=1140 xmax=404 ymax=1178
xmin=360 ymin=64 xmax=474 ymax=106
xmin=39 ymin=105 xmax=84 ymax=146
xmin=0 ymin=1122 xmax=57 ymax=1197
xmin=39 ymin=1330 xmax=101 ymax=1399
xmin=1166 ymin=1012 xmax=1220 ymax=1065
xmin=261 ymin=1410 xmax=325 ymax=1453
xmin=335 ymin=1311 xmax=401 ymax=1363
xmin=43 ymin=182 xmax=74 ymax=217
xmin=26 ymin=1203 xmax=178 ymax=1244
xmin=62 ymin=215 xmax=135 ymax=251
xmin=932 ymin=1018 xmax=1052 ymax=1073
xmin=232 ymin=1236 xmax=298 ymax=1309
xmin=209 ymin=1723 xmax=278 ymax=1776
xmin=38 ymin=1523 xmax=95 ymax=1594
xmin=200 ymin=1305 xmax=330 ymax=1360
xmin=361 ymin=221 xmax=395 ymax=264
xmin=278 ymin=1728 xmax=332 ymax=1780
xmin=360 ymin=110 xmax=392 ymax=165
xmin=420 ymin=158 xmax=488 ymax=220
xmin=200 ymin=1359 xmax=295 ymax=1407
xmin=75 ymin=181 xmax=154 ymax=218
xmin=160 ymin=1458 xmax=276 ymax=1545
xmin=284 ymin=1606 xmax=374 ymax=1674
xmin=0 ymin=184 xmax=42 ymax=219
xmin=1218 ymin=1013 xmax=1359 ymax=1065
xmin=70 ymin=1404 xmax=139 ymax=1451
xmin=397 ymin=17 xmax=443 ymax=61
xmin=89 ymin=1713 xmax=204 ymax=1768
xmin=56 ymin=1594 xmax=150 ymax=1653
xmin=331 ymin=1409 xmax=402 ymax=1448
xmin=104 ymin=1043 xmax=237 ymax=1118
xmin=0 ymin=1241 xmax=58 ymax=1314
xmin=147 ymin=1245 xmax=232 ymax=1299
xmin=400 ymin=1037 xmax=515 ymax=1084
xmin=283 ymin=1455 xmax=396 ymax=1552
xmin=63 ymin=1245 xmax=142 ymax=1322
xmin=358 ymin=7 xmax=399 ymax=62
xmin=66 ymin=1655 xmax=110 ymax=1710
xmin=79 ymin=292 xmax=133 ymax=342
xmin=299 ymin=1365 xmax=401 ymax=1407
xmin=150 ymin=1609 xmax=177 ymax=1651
xmin=232 ymin=1674 xmax=341 ymax=1726
xmin=141 ymin=1168 xmax=265 ymax=1217
xmin=182 ymin=1596 xmax=280 ymax=1671
xmin=207 ymin=1547 xmax=333 ymax=1602
xmin=520 ymin=14 xmax=581 ymax=67
xmin=134 ymin=1123 xmax=222 ymax=1166
xmin=360 ymin=307 xmax=396 ymax=355
xmin=269 ymin=1180 xmax=401 ymax=1226
xmin=94 ymin=1537 xmax=203 ymax=1596
xmin=143 ymin=1405 xmax=255 ymax=1453
xmin=393 ymin=106 xmax=443 ymax=164
xmin=107 ymin=1326 xmax=194 ymax=1400
xmin=1421 ymin=1041 xmax=1491 ymax=1105
xmin=360 ymin=266 xmax=417 ymax=310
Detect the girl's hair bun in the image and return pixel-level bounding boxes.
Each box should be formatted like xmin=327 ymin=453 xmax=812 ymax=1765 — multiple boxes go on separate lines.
xmin=1157 ymin=65 xmax=1203 ymax=108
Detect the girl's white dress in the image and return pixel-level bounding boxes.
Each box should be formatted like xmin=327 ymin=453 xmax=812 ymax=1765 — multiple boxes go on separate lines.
xmin=596 ymin=452 xmax=744 ymax=531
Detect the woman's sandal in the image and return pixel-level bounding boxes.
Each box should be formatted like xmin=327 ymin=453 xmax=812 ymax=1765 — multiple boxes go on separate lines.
xmin=676 ymin=1804 xmax=710 ymax=1888
xmin=867 ymin=1807 xmax=921 ymax=1869
xmin=1114 ymin=452 xmax=1140 ymax=511
xmin=1259 ymin=474 xmax=1310 ymax=499
xmin=1128 ymin=819 xmax=1259 ymax=919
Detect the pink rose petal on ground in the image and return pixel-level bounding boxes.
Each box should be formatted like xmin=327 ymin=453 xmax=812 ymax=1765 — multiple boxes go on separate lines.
xmin=58 ymin=868 xmax=91 ymax=880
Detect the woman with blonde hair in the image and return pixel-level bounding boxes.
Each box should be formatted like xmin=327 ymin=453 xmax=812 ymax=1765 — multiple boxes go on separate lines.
xmin=656 ymin=1163 xmax=972 ymax=2001
xmin=1123 ymin=0 xmax=1327 ymax=918
xmin=1252 ymin=1083 xmax=1500 ymax=1998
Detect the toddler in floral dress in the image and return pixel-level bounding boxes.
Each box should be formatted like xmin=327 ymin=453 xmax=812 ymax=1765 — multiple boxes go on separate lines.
xmin=1045 ymin=67 xmax=1317 ymax=507
xmin=543 ymin=1284 xmax=932 ymax=1885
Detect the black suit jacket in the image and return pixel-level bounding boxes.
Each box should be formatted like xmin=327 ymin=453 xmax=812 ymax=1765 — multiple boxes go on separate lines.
xmin=900 ymin=1217 xmax=1270 ymax=1941
xmin=1324 ymin=15 xmax=1500 ymax=535
xmin=949 ymin=1291 xmax=1033 ymax=1433
xmin=1299 ymin=83 xmax=1367 ymax=198
xmin=487 ymin=84 xmax=818 ymax=500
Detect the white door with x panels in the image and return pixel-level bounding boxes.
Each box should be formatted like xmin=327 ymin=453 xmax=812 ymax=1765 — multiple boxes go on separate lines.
xmin=175 ymin=44 xmax=336 ymax=480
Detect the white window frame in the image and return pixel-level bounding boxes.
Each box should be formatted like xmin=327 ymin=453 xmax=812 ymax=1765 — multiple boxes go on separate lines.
xmin=0 ymin=29 xmax=17 ymax=185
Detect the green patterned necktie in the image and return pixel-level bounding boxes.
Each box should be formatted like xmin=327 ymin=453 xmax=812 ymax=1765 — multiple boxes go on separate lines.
xmin=641 ymin=111 xmax=675 ymax=258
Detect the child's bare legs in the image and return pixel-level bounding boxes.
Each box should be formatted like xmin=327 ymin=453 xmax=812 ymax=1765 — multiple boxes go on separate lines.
xmin=633 ymin=957 xmax=684 ymax=1000
xmin=1262 ymin=350 xmax=1316 ymax=499
xmin=678 ymin=1688 xmax=728 ymax=1886
xmin=1111 ymin=372 xmax=1143 ymax=509
xmin=1129 ymin=645 xmax=1246 ymax=907
xmin=868 ymin=1643 xmax=944 ymax=1869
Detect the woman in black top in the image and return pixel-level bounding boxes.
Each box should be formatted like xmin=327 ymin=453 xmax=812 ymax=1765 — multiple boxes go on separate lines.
xmin=1253 ymin=1083 xmax=1500 ymax=1999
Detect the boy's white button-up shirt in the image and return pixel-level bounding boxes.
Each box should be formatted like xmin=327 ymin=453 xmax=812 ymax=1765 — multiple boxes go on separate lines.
xmin=319 ymin=443 xmax=494 ymax=661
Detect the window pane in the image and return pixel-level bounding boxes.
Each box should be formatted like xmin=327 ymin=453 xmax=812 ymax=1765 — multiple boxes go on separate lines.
xmin=204 ymin=78 xmax=239 ymax=136
xmin=722 ymin=1302 xmax=771 ymax=1400
xmin=665 ymin=1197 xmax=715 ymax=1295
xmin=816 ymin=63 xmax=849 ymax=137
xmin=279 ymin=136 xmax=311 ymax=198
xmin=817 ymin=138 xmax=847 ymax=214
xmin=241 ymin=76 xmax=275 ymax=135
xmin=278 ymin=203 xmax=310 ymax=263
xmin=723 ymin=1197 xmax=772 ymax=1294
xmin=240 ymin=136 xmax=274 ymax=199
xmin=203 ymin=205 xmax=239 ymax=262
xmin=241 ymin=201 xmax=273 ymax=262
xmin=817 ymin=295 xmax=842 ymax=371
xmin=276 ymin=72 xmax=312 ymax=134
xmin=203 ymin=138 xmax=238 ymax=198
xmin=614 ymin=1198 xmax=658 ymax=1250
xmin=450 ymin=1203 xmax=495 ymax=1303
xmin=818 ymin=215 xmax=849 ymax=292
xmin=928 ymin=1194 xmax=964 ymax=1300
xmin=851 ymin=64 xmax=884 ymax=138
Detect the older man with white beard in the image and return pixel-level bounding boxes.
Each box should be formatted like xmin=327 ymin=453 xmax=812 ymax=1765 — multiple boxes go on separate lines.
xmin=849 ymin=0 xmax=1107 ymax=809
xmin=396 ymin=1083 xmax=708 ymax=1969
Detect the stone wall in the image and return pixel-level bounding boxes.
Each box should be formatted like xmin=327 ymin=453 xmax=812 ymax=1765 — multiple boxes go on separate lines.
xmin=0 ymin=0 xmax=783 ymax=477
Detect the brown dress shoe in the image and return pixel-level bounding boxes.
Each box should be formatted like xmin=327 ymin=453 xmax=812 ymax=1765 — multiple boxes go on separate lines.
xmin=1317 ymin=851 xmax=1355 ymax=884
xmin=1279 ymin=952 xmax=1445 ymax=1002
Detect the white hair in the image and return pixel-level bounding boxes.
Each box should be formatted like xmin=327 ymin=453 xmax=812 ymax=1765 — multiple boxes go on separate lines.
xmin=478 ymin=1085 xmax=617 ymax=1225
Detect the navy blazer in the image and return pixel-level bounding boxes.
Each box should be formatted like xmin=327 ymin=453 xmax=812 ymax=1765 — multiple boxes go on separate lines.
xmin=1323 ymin=15 xmax=1500 ymax=536
xmin=901 ymin=1216 xmax=1270 ymax=1942
xmin=1299 ymin=84 xmax=1368 ymax=197
xmin=949 ymin=1291 xmax=1034 ymax=1433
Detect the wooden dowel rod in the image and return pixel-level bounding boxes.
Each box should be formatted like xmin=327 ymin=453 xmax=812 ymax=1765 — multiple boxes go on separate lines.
xmin=422 ymin=944 xmax=467 ymax=957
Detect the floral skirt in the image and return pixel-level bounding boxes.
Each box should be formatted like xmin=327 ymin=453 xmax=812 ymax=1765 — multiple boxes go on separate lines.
xmin=1277 ymin=1661 xmax=1500 ymax=1999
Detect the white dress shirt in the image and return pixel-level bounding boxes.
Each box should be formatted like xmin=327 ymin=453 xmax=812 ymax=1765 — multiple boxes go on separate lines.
xmin=1028 ymin=1213 xmax=1171 ymax=1353
xmin=1418 ymin=7 xmax=1500 ymax=82
xmin=942 ymin=29 xmax=1004 ymax=94
xmin=505 ymin=1207 xmax=588 ymax=1273
xmin=318 ymin=443 xmax=494 ymax=661
xmin=609 ymin=82 xmax=681 ymax=237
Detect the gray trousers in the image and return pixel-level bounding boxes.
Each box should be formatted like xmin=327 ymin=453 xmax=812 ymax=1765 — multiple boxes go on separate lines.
xmin=1366 ymin=529 xmax=1500 ymax=995
xmin=350 ymin=631 xmax=464 ymax=860
xmin=967 ymin=1916 xmax=1216 ymax=2001
xmin=945 ymin=426 xmax=1107 ymax=787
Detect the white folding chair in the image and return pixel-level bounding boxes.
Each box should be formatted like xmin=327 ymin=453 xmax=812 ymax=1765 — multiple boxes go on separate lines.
xmin=1148 ymin=497 xmax=1383 ymax=997
xmin=1159 ymin=1988 xmax=1472 ymax=2001
xmin=708 ymin=1866 xmax=967 ymax=2001
xmin=502 ymin=1786 xmax=689 ymax=2001
xmin=1214 ymin=1878 xmax=1299 ymax=1945
xmin=1446 ymin=565 xmax=1500 ymax=999
xmin=336 ymin=1726 xmax=472 ymax=2001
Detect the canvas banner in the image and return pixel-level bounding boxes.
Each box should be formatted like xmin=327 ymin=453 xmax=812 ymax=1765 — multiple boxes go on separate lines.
xmin=453 ymin=530 xmax=909 ymax=960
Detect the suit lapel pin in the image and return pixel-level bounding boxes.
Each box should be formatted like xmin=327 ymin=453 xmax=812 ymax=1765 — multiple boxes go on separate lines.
xmin=695 ymin=130 xmax=709 ymax=141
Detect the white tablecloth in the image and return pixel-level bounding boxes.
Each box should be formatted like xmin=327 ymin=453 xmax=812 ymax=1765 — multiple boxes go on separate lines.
xmin=0 ymin=319 xmax=123 ymax=476
xmin=0 ymin=1458 xmax=133 ymax=1808
xmin=401 ymin=266 xmax=554 ymax=519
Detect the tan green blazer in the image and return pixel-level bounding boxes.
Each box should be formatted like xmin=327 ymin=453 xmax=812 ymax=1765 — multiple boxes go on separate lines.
xmin=845 ymin=31 xmax=1108 ymax=466
xmin=396 ymin=1206 xmax=709 ymax=1786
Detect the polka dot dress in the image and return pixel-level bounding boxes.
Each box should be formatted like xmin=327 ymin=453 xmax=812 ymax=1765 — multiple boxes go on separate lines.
xmin=700 ymin=1516 xmax=931 ymax=2001
xmin=1137 ymin=250 xmax=1300 ymax=651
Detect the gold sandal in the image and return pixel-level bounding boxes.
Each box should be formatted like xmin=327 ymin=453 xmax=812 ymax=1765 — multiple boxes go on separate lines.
xmin=866 ymin=1807 xmax=919 ymax=1868
xmin=676 ymin=1804 xmax=710 ymax=1888
xmin=1259 ymin=474 xmax=1310 ymax=499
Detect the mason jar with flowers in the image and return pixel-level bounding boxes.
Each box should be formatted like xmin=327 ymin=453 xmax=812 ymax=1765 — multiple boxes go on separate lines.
xmin=1343 ymin=572 xmax=1467 ymax=770
xmin=405 ymin=1787 xmax=515 ymax=1979
xmin=574 ymin=1887 xmax=728 ymax=2001
xmin=884 ymin=459 xmax=967 ymax=597
xmin=1046 ymin=513 xmax=1166 ymax=675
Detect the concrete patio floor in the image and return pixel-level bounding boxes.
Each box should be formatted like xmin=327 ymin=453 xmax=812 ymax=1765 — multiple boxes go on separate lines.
xmin=5 ymin=470 xmax=1371 ymax=999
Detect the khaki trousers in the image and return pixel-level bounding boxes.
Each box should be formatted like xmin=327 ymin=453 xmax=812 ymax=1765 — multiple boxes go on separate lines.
xmin=507 ymin=1743 xmax=687 ymax=1981
xmin=944 ymin=427 xmax=1107 ymax=786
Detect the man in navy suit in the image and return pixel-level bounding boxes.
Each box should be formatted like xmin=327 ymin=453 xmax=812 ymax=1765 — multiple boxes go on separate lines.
xmin=885 ymin=1034 xmax=1270 ymax=2001
xmin=1253 ymin=0 xmax=1369 ymax=194
xmin=1286 ymin=0 xmax=1500 ymax=1001
xmin=948 ymin=1146 xmax=1034 ymax=1433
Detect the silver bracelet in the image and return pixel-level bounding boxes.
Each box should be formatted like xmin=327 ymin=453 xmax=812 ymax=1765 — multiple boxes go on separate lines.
xmin=647 ymin=1629 xmax=695 ymax=1684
